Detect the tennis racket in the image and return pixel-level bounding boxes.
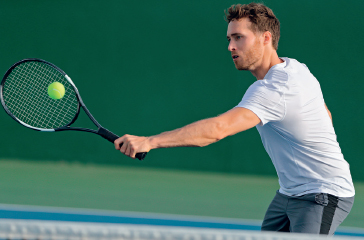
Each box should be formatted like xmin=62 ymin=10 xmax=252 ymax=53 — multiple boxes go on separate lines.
xmin=0 ymin=58 xmax=147 ymax=160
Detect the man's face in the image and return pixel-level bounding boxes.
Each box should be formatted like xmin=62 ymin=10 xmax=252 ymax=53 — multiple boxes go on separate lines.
xmin=227 ymin=18 xmax=264 ymax=71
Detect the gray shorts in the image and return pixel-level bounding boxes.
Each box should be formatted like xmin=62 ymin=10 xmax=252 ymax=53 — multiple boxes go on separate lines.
xmin=261 ymin=191 xmax=354 ymax=235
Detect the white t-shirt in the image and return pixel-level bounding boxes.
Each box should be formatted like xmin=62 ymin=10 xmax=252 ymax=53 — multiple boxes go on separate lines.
xmin=236 ymin=57 xmax=355 ymax=197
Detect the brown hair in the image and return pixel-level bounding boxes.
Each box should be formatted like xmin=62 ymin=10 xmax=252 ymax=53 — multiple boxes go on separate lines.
xmin=225 ymin=3 xmax=280 ymax=50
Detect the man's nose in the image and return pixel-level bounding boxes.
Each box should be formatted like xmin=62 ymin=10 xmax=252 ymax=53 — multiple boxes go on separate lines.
xmin=228 ymin=41 xmax=235 ymax=52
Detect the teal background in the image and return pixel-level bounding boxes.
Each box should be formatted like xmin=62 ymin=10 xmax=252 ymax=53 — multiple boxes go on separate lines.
xmin=0 ymin=1 xmax=363 ymax=180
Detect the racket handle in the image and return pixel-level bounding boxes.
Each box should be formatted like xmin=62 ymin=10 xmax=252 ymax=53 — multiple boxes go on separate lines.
xmin=97 ymin=127 xmax=147 ymax=161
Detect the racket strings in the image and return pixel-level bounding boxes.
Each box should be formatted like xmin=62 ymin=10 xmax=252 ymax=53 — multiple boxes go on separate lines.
xmin=2 ymin=61 xmax=79 ymax=129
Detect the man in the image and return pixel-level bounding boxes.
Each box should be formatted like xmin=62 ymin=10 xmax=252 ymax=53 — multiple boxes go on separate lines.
xmin=114 ymin=3 xmax=355 ymax=235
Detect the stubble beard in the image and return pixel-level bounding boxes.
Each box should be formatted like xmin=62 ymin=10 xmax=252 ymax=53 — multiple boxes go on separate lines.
xmin=234 ymin=38 xmax=263 ymax=71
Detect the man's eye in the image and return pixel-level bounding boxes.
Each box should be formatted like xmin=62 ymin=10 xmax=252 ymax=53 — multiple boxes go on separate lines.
xmin=236 ymin=36 xmax=241 ymax=40
xmin=227 ymin=38 xmax=231 ymax=42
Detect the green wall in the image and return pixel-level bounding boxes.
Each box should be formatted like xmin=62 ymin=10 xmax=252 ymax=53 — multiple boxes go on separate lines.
xmin=1 ymin=1 xmax=363 ymax=180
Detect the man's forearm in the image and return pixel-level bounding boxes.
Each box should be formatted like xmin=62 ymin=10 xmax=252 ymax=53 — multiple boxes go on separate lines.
xmin=148 ymin=117 xmax=224 ymax=149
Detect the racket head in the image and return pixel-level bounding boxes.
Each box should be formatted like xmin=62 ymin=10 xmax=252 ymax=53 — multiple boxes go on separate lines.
xmin=0 ymin=59 xmax=81 ymax=131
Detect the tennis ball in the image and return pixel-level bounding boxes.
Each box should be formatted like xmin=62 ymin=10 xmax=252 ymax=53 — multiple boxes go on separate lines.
xmin=48 ymin=82 xmax=65 ymax=100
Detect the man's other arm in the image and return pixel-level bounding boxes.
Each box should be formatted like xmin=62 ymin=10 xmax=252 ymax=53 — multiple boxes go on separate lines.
xmin=325 ymin=103 xmax=333 ymax=123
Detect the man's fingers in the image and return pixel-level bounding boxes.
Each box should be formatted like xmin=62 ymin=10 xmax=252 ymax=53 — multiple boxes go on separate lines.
xmin=124 ymin=141 xmax=131 ymax=156
xmin=123 ymin=141 xmax=136 ymax=159
xmin=114 ymin=134 xmax=129 ymax=150
xmin=130 ymin=147 xmax=137 ymax=159
xmin=114 ymin=137 xmax=124 ymax=150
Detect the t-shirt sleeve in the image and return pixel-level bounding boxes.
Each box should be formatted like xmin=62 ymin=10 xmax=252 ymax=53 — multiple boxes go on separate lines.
xmin=236 ymin=81 xmax=286 ymax=125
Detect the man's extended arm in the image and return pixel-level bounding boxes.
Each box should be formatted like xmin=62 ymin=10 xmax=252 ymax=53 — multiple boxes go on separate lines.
xmin=114 ymin=107 xmax=261 ymax=158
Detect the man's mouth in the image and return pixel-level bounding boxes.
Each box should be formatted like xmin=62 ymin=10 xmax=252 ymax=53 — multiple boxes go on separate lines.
xmin=232 ymin=55 xmax=239 ymax=61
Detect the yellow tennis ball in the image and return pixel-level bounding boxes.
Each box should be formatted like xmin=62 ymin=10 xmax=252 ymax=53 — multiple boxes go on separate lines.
xmin=48 ymin=82 xmax=65 ymax=100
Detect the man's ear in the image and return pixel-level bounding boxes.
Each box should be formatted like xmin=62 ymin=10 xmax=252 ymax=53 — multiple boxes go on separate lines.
xmin=263 ymin=31 xmax=272 ymax=46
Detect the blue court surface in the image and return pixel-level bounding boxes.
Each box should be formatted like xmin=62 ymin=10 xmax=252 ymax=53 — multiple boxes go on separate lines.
xmin=0 ymin=204 xmax=363 ymax=237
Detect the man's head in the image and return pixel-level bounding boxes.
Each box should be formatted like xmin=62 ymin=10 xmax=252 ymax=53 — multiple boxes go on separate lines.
xmin=225 ymin=3 xmax=280 ymax=71
xmin=225 ymin=3 xmax=280 ymax=50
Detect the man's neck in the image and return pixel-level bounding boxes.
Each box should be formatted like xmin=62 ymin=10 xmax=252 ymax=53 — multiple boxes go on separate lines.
xmin=250 ymin=50 xmax=283 ymax=80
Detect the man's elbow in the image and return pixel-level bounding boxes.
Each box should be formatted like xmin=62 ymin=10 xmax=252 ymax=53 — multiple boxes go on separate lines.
xmin=214 ymin=120 xmax=229 ymax=142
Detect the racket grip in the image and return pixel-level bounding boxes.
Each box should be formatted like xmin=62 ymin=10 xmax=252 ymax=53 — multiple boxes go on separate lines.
xmin=97 ymin=127 xmax=147 ymax=161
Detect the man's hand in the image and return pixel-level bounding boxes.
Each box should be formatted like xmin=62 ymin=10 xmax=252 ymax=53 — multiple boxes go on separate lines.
xmin=114 ymin=135 xmax=151 ymax=159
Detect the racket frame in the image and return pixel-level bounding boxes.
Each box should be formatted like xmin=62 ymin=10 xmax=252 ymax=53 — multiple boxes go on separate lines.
xmin=0 ymin=59 xmax=81 ymax=132
xmin=0 ymin=58 xmax=147 ymax=160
